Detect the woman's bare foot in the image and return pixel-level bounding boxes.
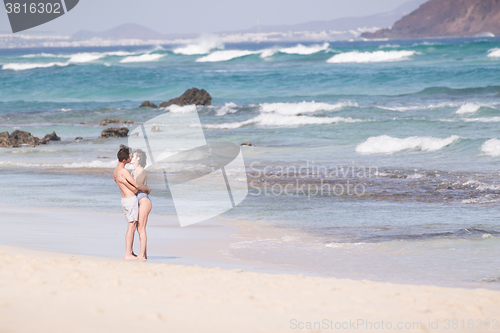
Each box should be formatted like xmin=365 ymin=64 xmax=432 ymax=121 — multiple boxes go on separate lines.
xmin=124 ymin=253 xmax=138 ymax=260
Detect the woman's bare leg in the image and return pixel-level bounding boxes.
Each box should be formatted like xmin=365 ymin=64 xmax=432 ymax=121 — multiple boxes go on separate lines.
xmin=137 ymin=198 xmax=151 ymax=261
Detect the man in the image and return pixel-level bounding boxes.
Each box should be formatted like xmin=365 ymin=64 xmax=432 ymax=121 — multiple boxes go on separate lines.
xmin=113 ymin=146 xmax=151 ymax=260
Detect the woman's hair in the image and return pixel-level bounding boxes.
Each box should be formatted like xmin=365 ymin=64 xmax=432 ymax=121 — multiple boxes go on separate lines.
xmin=134 ymin=149 xmax=147 ymax=168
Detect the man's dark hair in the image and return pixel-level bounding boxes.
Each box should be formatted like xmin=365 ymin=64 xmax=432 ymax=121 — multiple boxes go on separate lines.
xmin=134 ymin=149 xmax=147 ymax=168
xmin=117 ymin=146 xmax=130 ymax=162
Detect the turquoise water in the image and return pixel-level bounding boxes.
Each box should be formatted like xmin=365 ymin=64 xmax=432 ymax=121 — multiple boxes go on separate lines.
xmin=1 ymin=37 xmax=500 ymax=288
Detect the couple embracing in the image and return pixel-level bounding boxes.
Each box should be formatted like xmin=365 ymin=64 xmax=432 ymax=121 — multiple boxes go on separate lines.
xmin=113 ymin=146 xmax=152 ymax=261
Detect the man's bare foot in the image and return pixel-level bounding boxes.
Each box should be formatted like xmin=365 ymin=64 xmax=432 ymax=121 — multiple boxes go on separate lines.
xmin=136 ymin=256 xmax=147 ymax=262
xmin=124 ymin=254 xmax=138 ymax=260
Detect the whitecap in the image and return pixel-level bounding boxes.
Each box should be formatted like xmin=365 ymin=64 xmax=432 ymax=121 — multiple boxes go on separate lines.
xmin=462 ymin=117 xmax=500 ymax=122
xmin=68 ymin=52 xmax=107 ymax=63
xmin=327 ymin=50 xmax=417 ymax=63
xmin=165 ymin=105 xmax=198 ymax=113
xmin=487 ymin=48 xmax=500 ymax=58
xmin=259 ymin=101 xmax=357 ymax=115
xmin=196 ymin=50 xmax=259 ymax=62
xmin=173 ymin=35 xmax=224 ymax=55
xmin=120 ymin=53 xmax=165 ymax=63
xmin=203 ymin=114 xmax=362 ymax=129
xmin=456 ymin=103 xmax=481 ymax=114
xmin=481 ymin=138 xmax=500 ymax=156
xmin=2 ymin=62 xmax=69 ymax=71
xmin=216 ymin=102 xmax=238 ymax=116
xmin=278 ymin=43 xmax=329 ymax=55
xmin=356 ymin=135 xmax=461 ymax=154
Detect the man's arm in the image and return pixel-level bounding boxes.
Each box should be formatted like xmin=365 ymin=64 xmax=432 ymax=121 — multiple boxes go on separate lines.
xmin=119 ymin=171 xmax=151 ymax=194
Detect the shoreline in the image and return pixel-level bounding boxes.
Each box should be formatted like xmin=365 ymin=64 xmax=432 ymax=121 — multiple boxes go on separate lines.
xmin=0 ymin=204 xmax=291 ymax=274
xmin=1 ymin=244 xmax=499 ymax=333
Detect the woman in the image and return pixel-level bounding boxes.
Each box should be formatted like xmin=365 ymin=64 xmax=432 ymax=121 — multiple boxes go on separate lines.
xmin=130 ymin=149 xmax=152 ymax=261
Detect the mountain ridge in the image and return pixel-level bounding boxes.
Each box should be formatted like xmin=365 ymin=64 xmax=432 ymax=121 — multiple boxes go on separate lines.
xmin=362 ymin=0 xmax=500 ymax=39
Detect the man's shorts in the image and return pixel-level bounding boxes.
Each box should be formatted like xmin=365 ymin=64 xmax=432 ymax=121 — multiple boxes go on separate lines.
xmin=121 ymin=196 xmax=139 ymax=222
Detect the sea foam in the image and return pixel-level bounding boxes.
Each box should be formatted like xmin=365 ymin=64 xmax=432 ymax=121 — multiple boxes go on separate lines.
xmin=203 ymin=114 xmax=362 ymax=129
xmin=215 ymin=102 xmax=238 ymax=116
xmin=173 ymin=36 xmax=224 ymax=55
xmin=327 ymin=50 xmax=417 ymax=63
xmin=120 ymin=54 xmax=165 ymax=63
xmin=2 ymin=62 xmax=69 ymax=71
xmin=487 ymin=48 xmax=500 ymax=58
xmin=462 ymin=117 xmax=500 ymax=122
xmin=356 ymin=135 xmax=461 ymax=154
xmin=481 ymin=138 xmax=500 ymax=156
xmin=278 ymin=43 xmax=329 ymax=55
xmin=456 ymin=103 xmax=481 ymax=114
xmin=196 ymin=50 xmax=259 ymax=62
xmin=164 ymin=105 xmax=198 ymax=113
xmin=259 ymin=101 xmax=356 ymax=115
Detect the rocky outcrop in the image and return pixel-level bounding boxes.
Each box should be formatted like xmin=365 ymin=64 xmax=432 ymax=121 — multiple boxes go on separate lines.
xmin=139 ymin=101 xmax=158 ymax=108
xmin=100 ymin=118 xmax=134 ymax=126
xmin=43 ymin=132 xmax=61 ymax=142
xmin=362 ymin=0 xmax=500 ymax=39
xmin=99 ymin=128 xmax=129 ymax=139
xmin=159 ymin=88 xmax=212 ymax=108
xmin=0 ymin=130 xmax=61 ymax=148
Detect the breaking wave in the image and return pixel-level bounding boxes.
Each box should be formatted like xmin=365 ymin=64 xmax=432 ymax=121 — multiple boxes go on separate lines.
xmin=259 ymin=101 xmax=356 ymax=115
xmin=327 ymin=50 xmax=417 ymax=63
xmin=119 ymin=53 xmax=165 ymax=63
xmin=462 ymin=117 xmax=500 ymax=122
xmin=215 ymin=102 xmax=238 ymax=116
xmin=487 ymin=48 xmax=500 ymax=58
xmin=259 ymin=44 xmax=330 ymax=58
xmin=196 ymin=50 xmax=259 ymax=62
xmin=173 ymin=36 xmax=224 ymax=55
xmin=481 ymin=138 xmax=500 ymax=156
xmin=456 ymin=103 xmax=481 ymax=114
xmin=203 ymin=114 xmax=363 ymax=129
xmin=356 ymin=135 xmax=461 ymax=154
xmin=2 ymin=62 xmax=69 ymax=71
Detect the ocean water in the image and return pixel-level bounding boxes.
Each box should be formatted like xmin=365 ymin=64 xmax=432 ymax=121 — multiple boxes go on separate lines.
xmin=1 ymin=37 xmax=500 ymax=289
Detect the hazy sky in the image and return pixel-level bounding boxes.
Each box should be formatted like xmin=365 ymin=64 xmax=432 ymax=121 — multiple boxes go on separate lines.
xmin=1 ymin=0 xmax=412 ymax=35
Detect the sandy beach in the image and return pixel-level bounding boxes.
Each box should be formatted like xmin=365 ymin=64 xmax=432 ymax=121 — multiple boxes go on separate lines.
xmin=0 ymin=244 xmax=499 ymax=333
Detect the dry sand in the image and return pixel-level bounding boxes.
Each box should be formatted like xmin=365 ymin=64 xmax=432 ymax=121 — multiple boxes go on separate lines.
xmin=1 ymin=245 xmax=499 ymax=333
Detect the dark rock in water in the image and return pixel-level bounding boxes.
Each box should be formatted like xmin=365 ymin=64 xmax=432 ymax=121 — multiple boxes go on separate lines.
xmin=9 ymin=130 xmax=39 ymax=147
xmin=241 ymin=142 xmax=254 ymax=147
xmin=99 ymin=128 xmax=130 ymax=139
xmin=1 ymin=130 xmax=42 ymax=148
xmin=159 ymin=88 xmax=212 ymax=107
xmin=0 ymin=130 xmax=62 ymax=147
xmin=75 ymin=137 xmax=83 ymax=141
xmin=100 ymin=118 xmax=134 ymax=126
xmin=296 ymin=113 xmax=303 ymax=116
xmin=140 ymin=101 xmax=158 ymax=108
xmin=43 ymin=132 xmax=61 ymax=142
